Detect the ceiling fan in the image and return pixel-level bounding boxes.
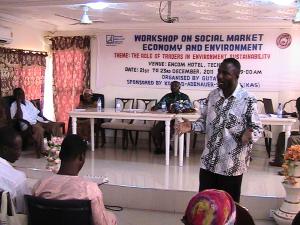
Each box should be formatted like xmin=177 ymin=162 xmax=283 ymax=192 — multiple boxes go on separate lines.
xmin=159 ymin=1 xmax=179 ymax=23
xmin=55 ymin=5 xmax=104 ymax=25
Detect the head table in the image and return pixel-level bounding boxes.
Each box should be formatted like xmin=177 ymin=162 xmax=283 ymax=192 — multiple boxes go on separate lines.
xmin=70 ymin=108 xmax=296 ymax=166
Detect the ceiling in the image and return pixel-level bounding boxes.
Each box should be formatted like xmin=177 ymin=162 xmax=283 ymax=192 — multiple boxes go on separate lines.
xmin=0 ymin=0 xmax=299 ymax=31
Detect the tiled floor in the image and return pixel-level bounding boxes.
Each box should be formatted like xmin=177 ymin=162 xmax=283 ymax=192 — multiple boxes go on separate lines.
xmin=15 ymin=139 xmax=285 ymax=198
xmin=114 ymin=208 xmax=276 ymax=225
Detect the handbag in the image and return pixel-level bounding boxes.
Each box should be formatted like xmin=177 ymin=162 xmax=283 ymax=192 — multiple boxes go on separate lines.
xmin=0 ymin=191 xmax=28 ymax=225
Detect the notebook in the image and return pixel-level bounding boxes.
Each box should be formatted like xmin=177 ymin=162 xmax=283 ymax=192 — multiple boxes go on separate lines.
xmin=263 ymin=98 xmax=274 ymax=114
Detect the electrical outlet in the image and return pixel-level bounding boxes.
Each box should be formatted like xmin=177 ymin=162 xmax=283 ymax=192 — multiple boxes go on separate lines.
xmin=269 ymin=209 xmax=275 ymax=218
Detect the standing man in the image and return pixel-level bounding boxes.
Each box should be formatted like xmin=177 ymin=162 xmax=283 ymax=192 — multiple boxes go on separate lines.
xmin=176 ymin=58 xmax=262 ymax=202
xmin=151 ymin=81 xmax=190 ymax=154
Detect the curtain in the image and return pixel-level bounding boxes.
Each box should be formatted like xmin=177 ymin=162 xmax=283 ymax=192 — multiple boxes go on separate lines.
xmin=0 ymin=47 xmax=47 ymax=100
xmin=51 ymin=36 xmax=90 ymax=129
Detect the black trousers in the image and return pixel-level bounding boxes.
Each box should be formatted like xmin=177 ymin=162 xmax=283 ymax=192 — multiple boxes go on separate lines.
xmin=199 ymin=168 xmax=243 ymax=203
xmin=151 ymin=120 xmax=175 ymax=150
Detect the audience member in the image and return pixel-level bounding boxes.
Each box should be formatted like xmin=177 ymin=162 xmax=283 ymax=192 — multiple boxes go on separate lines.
xmin=269 ymin=97 xmax=300 ymax=167
xmin=32 ymin=134 xmax=117 ymax=225
xmin=0 ymin=125 xmax=30 ymax=213
xmin=176 ymin=58 xmax=262 ymax=202
xmin=10 ymin=87 xmax=62 ymax=157
xmin=151 ymin=81 xmax=190 ymax=154
xmin=182 ymin=189 xmax=236 ymax=225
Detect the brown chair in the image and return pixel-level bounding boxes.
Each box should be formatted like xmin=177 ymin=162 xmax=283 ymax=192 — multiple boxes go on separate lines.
xmin=234 ymin=203 xmax=255 ymax=225
xmin=101 ymin=98 xmax=134 ymax=149
xmin=124 ymin=98 xmax=157 ymax=150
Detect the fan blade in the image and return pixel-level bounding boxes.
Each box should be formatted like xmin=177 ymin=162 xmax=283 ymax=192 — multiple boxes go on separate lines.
xmin=55 ymin=14 xmax=80 ymax=22
xmin=92 ymin=20 xmax=104 ymax=23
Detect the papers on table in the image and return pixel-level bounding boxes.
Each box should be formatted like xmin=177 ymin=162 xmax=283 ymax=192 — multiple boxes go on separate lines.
xmin=74 ymin=108 xmax=86 ymax=112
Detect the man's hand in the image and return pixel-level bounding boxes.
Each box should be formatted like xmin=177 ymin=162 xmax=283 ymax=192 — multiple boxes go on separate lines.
xmin=175 ymin=118 xmax=192 ymax=136
xmin=241 ymin=128 xmax=253 ymax=145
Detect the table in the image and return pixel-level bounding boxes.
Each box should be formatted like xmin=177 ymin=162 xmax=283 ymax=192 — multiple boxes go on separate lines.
xmin=69 ymin=108 xmax=174 ymax=165
xmin=174 ymin=113 xmax=297 ymax=166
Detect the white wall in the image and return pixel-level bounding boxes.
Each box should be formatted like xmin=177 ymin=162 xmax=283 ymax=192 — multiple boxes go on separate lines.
xmin=0 ymin=21 xmax=46 ymax=51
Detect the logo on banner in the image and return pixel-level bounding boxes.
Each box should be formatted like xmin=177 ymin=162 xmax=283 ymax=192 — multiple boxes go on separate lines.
xmin=276 ymin=33 xmax=292 ymax=49
xmin=106 ymin=35 xmax=125 ymax=46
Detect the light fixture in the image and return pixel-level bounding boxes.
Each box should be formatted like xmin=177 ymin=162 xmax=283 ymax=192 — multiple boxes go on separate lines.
xmin=270 ymin=0 xmax=295 ymax=6
xmin=86 ymin=2 xmax=109 ymax=10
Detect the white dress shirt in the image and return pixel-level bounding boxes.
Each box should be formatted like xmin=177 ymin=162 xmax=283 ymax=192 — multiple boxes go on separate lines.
xmin=10 ymin=100 xmax=40 ymax=125
xmin=0 ymin=157 xmax=30 ymax=213
xmin=192 ymin=84 xmax=263 ymax=176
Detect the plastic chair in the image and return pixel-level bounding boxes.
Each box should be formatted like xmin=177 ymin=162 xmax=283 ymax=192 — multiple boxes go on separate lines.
xmin=25 ymin=195 xmax=93 ymax=225
xmin=101 ymin=98 xmax=134 ymax=149
xmin=124 ymin=98 xmax=157 ymax=150
xmin=234 ymin=203 xmax=255 ymax=225
xmin=257 ymin=99 xmax=272 ymax=157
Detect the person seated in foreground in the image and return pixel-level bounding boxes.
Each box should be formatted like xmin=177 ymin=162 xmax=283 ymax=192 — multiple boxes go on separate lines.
xmin=32 ymin=134 xmax=117 ymax=225
xmin=151 ymin=81 xmax=191 ymax=154
xmin=10 ymin=87 xmax=62 ymax=157
xmin=0 ymin=125 xmax=31 ymax=213
xmin=182 ymin=189 xmax=236 ymax=225
xmin=269 ymin=97 xmax=300 ymax=167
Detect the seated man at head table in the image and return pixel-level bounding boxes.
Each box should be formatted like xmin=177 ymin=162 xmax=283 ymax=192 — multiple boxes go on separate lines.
xmin=10 ymin=87 xmax=63 ymax=158
xmin=32 ymin=134 xmax=117 ymax=225
xmin=0 ymin=97 xmax=8 ymax=128
xmin=151 ymin=80 xmax=191 ymax=154
xmin=0 ymin=125 xmax=31 ymax=213
xmin=76 ymin=88 xmax=98 ymax=140
xmin=269 ymin=97 xmax=300 ymax=167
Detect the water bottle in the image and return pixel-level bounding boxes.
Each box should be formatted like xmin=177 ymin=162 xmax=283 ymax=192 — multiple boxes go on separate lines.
xmin=115 ymin=99 xmax=121 ymax=112
xmin=161 ymin=100 xmax=167 ymax=112
xmin=97 ymin=98 xmax=102 ymax=112
xmin=277 ymin=103 xmax=283 ymax=118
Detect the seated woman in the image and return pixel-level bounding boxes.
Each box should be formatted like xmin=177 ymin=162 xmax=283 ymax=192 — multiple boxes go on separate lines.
xmin=182 ymin=189 xmax=236 ymax=225
xmin=32 ymin=134 xmax=117 ymax=225
xmin=0 ymin=125 xmax=31 ymax=213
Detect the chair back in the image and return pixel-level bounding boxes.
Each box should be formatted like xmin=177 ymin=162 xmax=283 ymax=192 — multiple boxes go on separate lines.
xmin=257 ymin=99 xmax=265 ymax=114
xmin=31 ymin=99 xmax=41 ymax=111
xmin=234 ymin=203 xmax=255 ymax=225
xmin=25 ymin=195 xmax=93 ymax=225
xmin=136 ymin=99 xmax=157 ymax=111
xmin=2 ymin=95 xmax=15 ymax=120
xmin=292 ymin=211 xmax=300 ymax=225
xmin=115 ymin=98 xmax=134 ymax=110
xmin=283 ymin=99 xmax=297 ymax=114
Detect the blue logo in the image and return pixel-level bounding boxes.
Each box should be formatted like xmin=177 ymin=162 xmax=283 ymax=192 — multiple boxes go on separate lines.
xmin=106 ymin=35 xmax=125 ymax=46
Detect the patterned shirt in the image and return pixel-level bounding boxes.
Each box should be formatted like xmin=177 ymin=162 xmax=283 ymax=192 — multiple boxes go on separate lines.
xmin=192 ymin=84 xmax=262 ymax=176
xmin=156 ymin=92 xmax=190 ymax=109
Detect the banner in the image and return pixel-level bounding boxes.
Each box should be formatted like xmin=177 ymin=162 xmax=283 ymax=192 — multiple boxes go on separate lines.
xmin=96 ymin=29 xmax=299 ymax=91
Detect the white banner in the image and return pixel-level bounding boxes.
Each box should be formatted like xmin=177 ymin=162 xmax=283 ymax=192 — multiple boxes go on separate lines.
xmin=96 ymin=28 xmax=300 ymax=91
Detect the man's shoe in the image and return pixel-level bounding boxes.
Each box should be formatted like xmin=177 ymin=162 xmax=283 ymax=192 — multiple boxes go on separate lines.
xmin=269 ymin=161 xmax=282 ymax=167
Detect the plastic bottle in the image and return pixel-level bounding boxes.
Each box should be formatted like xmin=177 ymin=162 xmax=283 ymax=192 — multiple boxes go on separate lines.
xmin=161 ymin=100 xmax=167 ymax=112
xmin=115 ymin=99 xmax=121 ymax=112
xmin=97 ymin=98 xmax=102 ymax=112
xmin=277 ymin=103 xmax=283 ymax=118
